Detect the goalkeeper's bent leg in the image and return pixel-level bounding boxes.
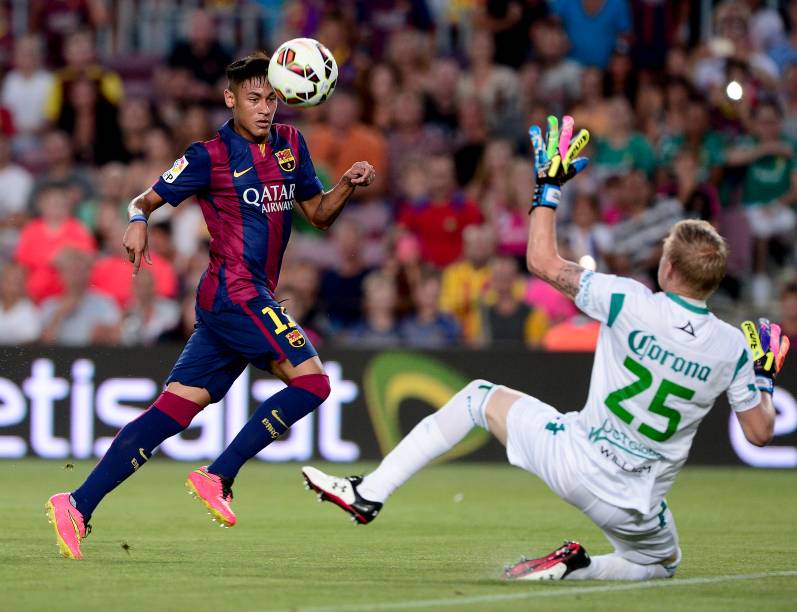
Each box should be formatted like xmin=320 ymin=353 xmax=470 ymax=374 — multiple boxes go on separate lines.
xmin=357 ymin=380 xmax=501 ymax=503
xmin=567 ymin=552 xmax=678 ymax=580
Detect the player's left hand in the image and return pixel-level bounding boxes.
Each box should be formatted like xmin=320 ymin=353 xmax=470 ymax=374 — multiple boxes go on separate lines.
xmin=741 ymin=318 xmax=791 ymax=394
xmin=529 ymin=115 xmax=590 ymax=210
xmin=344 ymin=161 xmax=376 ymax=187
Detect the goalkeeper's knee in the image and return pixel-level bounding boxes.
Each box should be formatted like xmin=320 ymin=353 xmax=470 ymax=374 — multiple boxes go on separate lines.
xmin=455 ymin=379 xmax=499 ymax=430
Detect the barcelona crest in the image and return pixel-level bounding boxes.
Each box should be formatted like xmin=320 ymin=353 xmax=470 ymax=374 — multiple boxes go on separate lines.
xmin=274 ymin=148 xmax=296 ymax=172
xmin=286 ymin=329 xmax=306 ymax=347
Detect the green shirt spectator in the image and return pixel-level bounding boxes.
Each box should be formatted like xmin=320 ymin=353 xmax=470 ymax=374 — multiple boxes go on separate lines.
xmin=732 ymin=135 xmax=797 ymax=207
xmin=593 ymin=97 xmax=656 ymax=177
xmin=658 ymin=131 xmax=725 ymax=182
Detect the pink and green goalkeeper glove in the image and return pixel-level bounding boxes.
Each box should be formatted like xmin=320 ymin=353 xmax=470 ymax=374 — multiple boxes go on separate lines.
xmin=741 ymin=318 xmax=791 ymax=395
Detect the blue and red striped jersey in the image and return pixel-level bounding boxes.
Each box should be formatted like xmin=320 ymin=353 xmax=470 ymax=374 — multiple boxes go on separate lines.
xmin=153 ymin=120 xmax=323 ymax=310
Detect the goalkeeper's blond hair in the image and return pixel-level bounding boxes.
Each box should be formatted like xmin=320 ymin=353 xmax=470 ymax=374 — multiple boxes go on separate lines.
xmin=663 ymin=220 xmax=728 ymax=296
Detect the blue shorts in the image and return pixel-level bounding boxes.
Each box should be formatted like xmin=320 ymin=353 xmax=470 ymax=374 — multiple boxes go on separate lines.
xmin=166 ymin=295 xmax=318 ymax=402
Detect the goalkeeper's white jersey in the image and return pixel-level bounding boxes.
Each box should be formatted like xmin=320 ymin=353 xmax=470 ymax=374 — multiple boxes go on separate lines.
xmin=571 ymin=271 xmax=760 ymax=514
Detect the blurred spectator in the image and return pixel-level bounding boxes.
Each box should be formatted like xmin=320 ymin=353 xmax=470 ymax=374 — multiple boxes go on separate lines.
xmin=1 ymin=34 xmax=53 ymax=150
xmin=344 ymin=271 xmax=401 ymax=347
xmin=542 ymin=314 xmax=601 ymax=351
xmin=382 ymin=229 xmax=424 ymax=318
xmin=29 ymin=0 xmax=109 ymax=67
xmin=308 ymin=89 xmax=387 ymax=198
xmin=532 ymin=17 xmax=583 ymax=110
xmin=658 ymin=96 xmax=725 ymax=186
xmin=782 ymin=62 xmax=797 ymax=141
xmin=124 ymin=127 xmax=178 ymax=197
xmin=357 ymin=2 xmax=434 ymax=62
xmin=475 ymin=0 xmax=545 ymax=69
xmin=117 ymin=97 xmax=154 ymax=162
xmin=767 ymin=3 xmax=797 ymax=73
xmin=593 ymin=96 xmax=656 ymax=178
xmin=422 ymin=57 xmax=461 ymax=135
xmin=602 ymin=45 xmax=636 ymax=103
xmin=317 ymin=219 xmax=371 ymax=331
xmin=362 ymin=63 xmax=399 ymax=132
xmin=29 ymin=131 xmax=94 ymax=206
xmin=398 ymin=154 xmax=483 ymax=267
xmin=493 ymin=157 xmax=533 ymax=262
xmin=15 ymin=184 xmax=96 ymax=303
xmin=694 ymin=0 xmax=778 ymax=94
xmin=56 ymin=76 xmax=123 ymax=165
xmin=458 ymin=29 xmax=520 ymax=137
xmin=167 ymin=9 xmax=231 ymax=103
xmin=0 ymin=262 xmax=42 ymax=345
xmin=779 ymin=281 xmax=797 ymax=345
xmin=40 ymin=248 xmax=120 ymax=346
xmin=526 ymin=270 xmax=579 ymax=324
xmin=606 ymin=170 xmax=682 ymax=287
xmin=120 ymin=268 xmax=180 ymax=346
xmin=561 ymin=192 xmax=612 ymax=272
xmin=45 ymin=29 xmax=123 ymax=124
xmin=726 ymin=99 xmax=797 ymax=307
xmin=551 ymin=0 xmax=631 ymax=69
xmin=76 ymin=161 xmax=127 ymax=231
xmin=669 ymin=150 xmax=721 ymax=226
xmin=440 ymin=224 xmax=495 ymax=343
xmin=399 ymin=268 xmax=459 ymax=348
xmin=0 ymin=135 xmax=33 ymax=255
xmin=386 ymin=90 xmax=447 ymax=192
xmin=90 ymin=219 xmax=178 ymax=308
xmin=173 ymin=105 xmax=215 ymax=153
xmin=570 ymin=66 xmax=611 ymax=138
xmin=385 ymin=29 xmax=434 ymax=94
xmin=477 ymin=255 xmax=548 ymax=347
xmin=453 ymin=99 xmax=489 ymax=186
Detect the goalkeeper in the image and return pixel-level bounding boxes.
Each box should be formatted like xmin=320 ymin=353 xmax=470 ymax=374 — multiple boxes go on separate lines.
xmin=302 ymin=115 xmax=790 ymax=581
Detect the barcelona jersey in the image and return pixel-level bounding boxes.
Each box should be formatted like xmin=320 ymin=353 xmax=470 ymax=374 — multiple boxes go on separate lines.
xmin=152 ymin=120 xmax=323 ymax=310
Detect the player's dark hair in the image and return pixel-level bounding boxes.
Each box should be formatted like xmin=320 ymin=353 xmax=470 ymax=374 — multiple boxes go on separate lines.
xmin=226 ymin=51 xmax=271 ymax=91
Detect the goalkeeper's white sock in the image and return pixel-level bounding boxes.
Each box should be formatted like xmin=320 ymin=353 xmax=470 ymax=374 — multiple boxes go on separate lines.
xmin=358 ymin=380 xmax=498 ymax=503
xmin=567 ymin=553 xmax=674 ymax=581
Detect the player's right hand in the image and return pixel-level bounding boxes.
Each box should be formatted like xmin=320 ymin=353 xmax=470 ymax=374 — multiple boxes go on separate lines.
xmin=528 ymin=115 xmax=589 ymax=210
xmin=741 ymin=318 xmax=791 ymax=394
xmin=123 ymin=221 xmax=152 ymax=277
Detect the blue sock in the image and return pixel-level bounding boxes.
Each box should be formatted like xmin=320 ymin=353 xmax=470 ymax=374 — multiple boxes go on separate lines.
xmin=208 ymin=381 xmax=327 ymax=481
xmin=71 ymin=407 xmax=185 ymax=520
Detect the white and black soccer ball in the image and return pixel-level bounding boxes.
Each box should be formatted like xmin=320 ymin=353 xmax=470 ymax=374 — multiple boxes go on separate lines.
xmin=268 ymin=38 xmax=338 ymax=107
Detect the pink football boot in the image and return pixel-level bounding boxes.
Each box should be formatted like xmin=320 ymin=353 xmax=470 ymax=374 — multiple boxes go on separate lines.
xmin=45 ymin=493 xmax=89 ymax=560
xmin=185 ymin=466 xmax=237 ymax=527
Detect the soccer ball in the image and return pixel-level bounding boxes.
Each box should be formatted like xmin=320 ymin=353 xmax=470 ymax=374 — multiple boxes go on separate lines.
xmin=268 ymin=38 xmax=338 ymax=107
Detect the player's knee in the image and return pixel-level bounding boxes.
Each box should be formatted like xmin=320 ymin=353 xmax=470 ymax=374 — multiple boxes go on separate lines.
xmin=290 ymin=373 xmax=331 ymax=402
xmin=456 ymin=379 xmax=496 ymax=430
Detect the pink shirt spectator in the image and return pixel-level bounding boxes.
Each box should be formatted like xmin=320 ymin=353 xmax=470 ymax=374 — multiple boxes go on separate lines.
xmin=525 ymin=277 xmax=578 ymax=324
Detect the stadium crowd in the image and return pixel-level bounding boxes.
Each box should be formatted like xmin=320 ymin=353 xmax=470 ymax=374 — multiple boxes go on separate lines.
xmin=0 ymin=0 xmax=796 ymax=351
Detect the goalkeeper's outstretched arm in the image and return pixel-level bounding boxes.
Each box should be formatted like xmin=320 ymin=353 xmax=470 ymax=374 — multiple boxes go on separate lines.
xmin=525 ymin=206 xmax=585 ymax=301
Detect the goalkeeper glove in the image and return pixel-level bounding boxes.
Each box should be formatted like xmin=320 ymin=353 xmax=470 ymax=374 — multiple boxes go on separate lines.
xmin=741 ymin=318 xmax=791 ymax=395
xmin=529 ymin=115 xmax=590 ymax=211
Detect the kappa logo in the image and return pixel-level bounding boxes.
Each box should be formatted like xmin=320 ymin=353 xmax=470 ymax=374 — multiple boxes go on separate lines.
xmin=274 ymin=148 xmax=296 ymax=172
xmin=676 ymin=321 xmax=696 ymax=337
xmin=162 ymin=156 xmax=188 ymax=183
xmin=286 ymin=329 xmax=305 ymax=348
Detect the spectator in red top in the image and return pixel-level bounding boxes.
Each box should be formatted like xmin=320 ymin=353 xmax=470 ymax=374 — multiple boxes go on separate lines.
xmin=398 ymin=154 xmax=483 ymax=267
xmin=15 ymin=183 xmax=95 ymax=303
xmin=90 ymin=218 xmax=177 ymax=309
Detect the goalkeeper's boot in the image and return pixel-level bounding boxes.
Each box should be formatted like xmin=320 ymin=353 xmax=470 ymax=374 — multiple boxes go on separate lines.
xmin=45 ymin=493 xmax=90 ymax=560
xmin=503 ymin=541 xmax=590 ymax=581
xmin=301 ymin=466 xmax=382 ymax=525
xmin=185 ymin=466 xmax=236 ymax=527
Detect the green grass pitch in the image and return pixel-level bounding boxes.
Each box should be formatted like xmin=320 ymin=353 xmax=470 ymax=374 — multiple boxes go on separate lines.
xmin=2 ymin=459 xmax=796 ymax=611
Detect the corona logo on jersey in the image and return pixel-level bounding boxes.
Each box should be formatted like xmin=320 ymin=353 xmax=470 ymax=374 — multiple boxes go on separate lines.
xmin=628 ymin=330 xmax=712 ymax=382
xmin=274 ymin=148 xmax=296 ymax=171
xmin=242 ymin=183 xmax=296 ymax=214
xmin=286 ymin=330 xmax=305 ymax=347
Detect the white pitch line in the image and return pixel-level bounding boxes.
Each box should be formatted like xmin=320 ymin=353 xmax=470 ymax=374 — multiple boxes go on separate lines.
xmin=281 ymin=570 xmax=797 ymax=612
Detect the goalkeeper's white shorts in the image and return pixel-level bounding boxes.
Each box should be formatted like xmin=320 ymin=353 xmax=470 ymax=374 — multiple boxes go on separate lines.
xmin=504 ymin=394 xmax=680 ymax=570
